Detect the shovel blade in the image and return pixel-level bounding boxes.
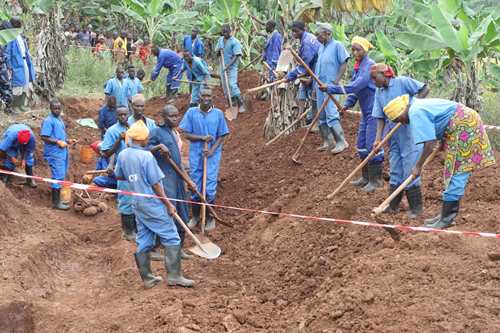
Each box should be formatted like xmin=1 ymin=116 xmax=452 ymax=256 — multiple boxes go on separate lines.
xmin=225 ymin=106 xmax=238 ymax=121
xmin=187 ymin=241 xmax=221 ymax=260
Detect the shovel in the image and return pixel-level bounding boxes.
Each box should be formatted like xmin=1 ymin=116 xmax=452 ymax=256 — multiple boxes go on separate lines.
xmin=174 ymin=79 xmax=219 ymax=87
xmin=291 ymin=96 xmax=329 ymax=164
xmin=200 ymin=141 xmax=209 ymax=234
xmin=164 ymin=155 xmax=230 ymax=227
xmin=327 ymin=123 xmax=402 ymax=199
xmin=220 ymin=51 xmax=238 ymax=121
xmin=372 ymin=144 xmax=440 ymax=216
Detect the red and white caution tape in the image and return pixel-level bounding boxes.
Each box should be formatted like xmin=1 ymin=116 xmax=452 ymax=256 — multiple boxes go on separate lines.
xmin=2 ymin=169 xmax=499 ymax=239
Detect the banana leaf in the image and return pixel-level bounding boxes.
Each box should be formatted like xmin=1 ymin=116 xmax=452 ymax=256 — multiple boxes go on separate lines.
xmin=0 ymin=28 xmax=22 ymax=46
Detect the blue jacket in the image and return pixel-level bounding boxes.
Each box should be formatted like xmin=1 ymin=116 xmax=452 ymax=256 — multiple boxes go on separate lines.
xmin=262 ymin=30 xmax=283 ymax=68
xmin=5 ymin=36 xmax=35 ymax=87
xmin=183 ymin=35 xmax=205 ymax=58
xmin=286 ymin=32 xmax=320 ymax=81
xmin=151 ymin=49 xmax=183 ymax=81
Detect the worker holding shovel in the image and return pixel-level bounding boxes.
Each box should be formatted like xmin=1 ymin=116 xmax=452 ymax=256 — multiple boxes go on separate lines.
xmin=179 ymin=50 xmax=211 ymax=108
xmin=0 ymin=124 xmax=36 ymax=187
xmin=371 ymin=63 xmax=429 ymax=218
xmin=179 ymin=88 xmax=229 ymax=231
xmin=383 ymin=95 xmax=495 ymax=229
xmin=149 ymin=104 xmax=192 ymax=259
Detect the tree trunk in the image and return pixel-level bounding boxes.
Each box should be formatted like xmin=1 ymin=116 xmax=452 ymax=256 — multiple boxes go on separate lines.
xmin=450 ymin=59 xmax=481 ymax=112
xmin=263 ymin=82 xmax=301 ymax=140
xmin=32 ymin=3 xmax=67 ymax=100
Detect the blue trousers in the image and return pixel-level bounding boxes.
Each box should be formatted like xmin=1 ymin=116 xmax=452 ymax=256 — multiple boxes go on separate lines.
xmin=357 ymin=114 xmax=384 ymax=164
xmin=190 ymin=151 xmax=222 ymax=204
xmin=93 ymin=175 xmax=117 ymax=189
xmin=166 ymin=63 xmax=183 ymax=90
xmin=2 ymin=151 xmax=34 ymax=170
xmin=117 ymin=180 xmax=134 ymax=215
xmin=388 ymin=125 xmax=423 ymax=188
xmin=45 ymin=152 xmax=68 ymax=189
xmin=163 ymin=174 xmax=189 ymax=243
xmin=443 ymin=172 xmax=471 ymax=201
xmin=136 ymin=213 xmax=181 ymax=253
xmin=221 ymin=66 xmax=240 ymax=98
xmin=316 ymin=89 xmax=340 ymax=127
xmin=298 ymin=83 xmax=316 ymax=122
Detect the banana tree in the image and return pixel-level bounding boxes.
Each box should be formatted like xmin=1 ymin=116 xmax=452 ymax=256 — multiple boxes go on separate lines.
xmin=0 ymin=28 xmax=22 ymax=46
xmin=395 ymin=0 xmax=500 ymax=110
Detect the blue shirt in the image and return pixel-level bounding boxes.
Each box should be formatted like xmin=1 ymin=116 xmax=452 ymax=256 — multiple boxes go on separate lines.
xmin=409 ymin=98 xmax=458 ymax=144
xmin=101 ymin=122 xmax=127 ymax=156
xmin=104 ymin=78 xmax=131 ymax=108
xmin=183 ymin=35 xmax=205 ymax=58
xmin=125 ymin=77 xmax=144 ymax=97
xmin=114 ymin=145 xmax=167 ymax=218
xmin=182 ymin=56 xmax=210 ymax=82
xmin=0 ymin=124 xmax=36 ymax=158
xmin=287 ymin=32 xmax=320 ymax=81
xmin=41 ymin=113 xmax=67 ymax=158
xmin=151 ymin=49 xmax=183 ymax=81
xmin=216 ymin=36 xmax=242 ymax=70
xmin=149 ymin=125 xmax=182 ymax=182
xmin=372 ymin=76 xmax=425 ymax=120
xmin=127 ymin=116 xmax=157 ymax=132
xmin=315 ymin=39 xmax=349 ymax=84
xmin=262 ymin=30 xmax=283 ymax=66
xmin=98 ymin=105 xmax=118 ymax=131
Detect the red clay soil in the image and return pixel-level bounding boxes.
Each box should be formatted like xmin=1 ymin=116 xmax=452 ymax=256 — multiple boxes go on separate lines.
xmin=1 ymin=71 xmax=499 ymax=333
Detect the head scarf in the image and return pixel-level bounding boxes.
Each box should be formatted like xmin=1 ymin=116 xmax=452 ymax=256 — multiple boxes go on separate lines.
xmin=131 ymin=93 xmax=145 ymax=105
xmin=384 ymin=94 xmax=409 ymax=121
xmin=127 ymin=120 xmax=149 ymax=141
xmin=351 ymin=36 xmax=374 ymax=52
xmin=370 ymin=63 xmax=395 ymax=78
xmin=316 ymin=22 xmax=332 ymax=34
xmin=17 ymin=130 xmax=31 ymax=144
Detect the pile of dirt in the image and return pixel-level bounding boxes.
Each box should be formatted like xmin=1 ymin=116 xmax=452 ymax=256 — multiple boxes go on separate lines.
xmin=0 ymin=71 xmax=499 ymax=332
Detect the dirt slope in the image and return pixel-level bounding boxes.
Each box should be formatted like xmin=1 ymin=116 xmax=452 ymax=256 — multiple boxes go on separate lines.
xmin=0 ymin=71 xmax=499 ymax=333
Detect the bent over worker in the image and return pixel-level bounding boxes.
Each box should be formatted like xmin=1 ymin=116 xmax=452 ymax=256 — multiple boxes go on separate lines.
xmin=383 ymin=96 xmax=495 ymax=229
xmin=179 ymin=89 xmax=229 ymax=231
xmin=181 ymin=51 xmax=210 ymax=107
xmin=115 ymin=121 xmax=194 ymax=289
xmin=41 ymin=99 xmax=70 ymax=210
xmin=0 ymin=123 xmax=36 ymax=187
xmin=371 ymin=63 xmax=429 ymax=218
xmin=151 ymin=46 xmax=184 ymax=100
xmin=320 ymin=36 xmax=382 ymax=193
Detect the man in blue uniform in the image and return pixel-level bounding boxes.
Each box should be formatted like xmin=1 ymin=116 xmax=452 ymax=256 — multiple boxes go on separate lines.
xmin=371 ymin=63 xmax=429 ymax=218
xmin=125 ymin=64 xmax=144 ymax=98
xmin=104 ymin=66 xmax=131 ymax=108
xmin=97 ymin=96 xmax=117 ymax=138
xmin=181 ymin=51 xmax=211 ymax=107
xmin=101 ymin=107 xmax=134 ymax=239
xmin=149 ymin=105 xmax=191 ymax=259
xmin=0 ymin=124 xmax=36 ymax=187
xmin=183 ymin=27 xmax=205 ymax=58
xmin=41 ymin=99 xmax=71 ymax=210
xmin=315 ymin=23 xmax=349 ymax=154
xmin=115 ymin=121 xmax=194 ymax=289
xmin=179 ymin=89 xmax=229 ymax=231
xmin=262 ymin=20 xmax=282 ymax=82
xmin=127 ymin=94 xmax=157 ymax=131
xmin=0 ymin=41 xmax=13 ymax=114
xmin=285 ymin=21 xmax=320 ymax=124
xmin=151 ymin=46 xmax=184 ymax=100
xmin=216 ymin=25 xmax=244 ymax=113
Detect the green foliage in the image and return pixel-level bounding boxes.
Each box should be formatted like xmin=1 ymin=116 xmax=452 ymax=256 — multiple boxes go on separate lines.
xmin=0 ymin=28 xmax=22 ymax=46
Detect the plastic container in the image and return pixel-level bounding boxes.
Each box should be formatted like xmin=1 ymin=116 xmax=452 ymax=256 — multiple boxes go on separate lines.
xmin=60 ymin=186 xmax=72 ymax=204
xmin=80 ymin=145 xmax=95 ymax=164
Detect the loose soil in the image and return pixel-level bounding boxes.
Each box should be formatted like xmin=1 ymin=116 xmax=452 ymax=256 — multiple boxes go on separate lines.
xmin=1 ymin=71 xmax=499 ymax=333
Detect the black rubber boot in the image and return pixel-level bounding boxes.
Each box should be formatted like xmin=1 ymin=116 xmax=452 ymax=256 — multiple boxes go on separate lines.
xmin=350 ymin=165 xmax=369 ymax=187
xmin=317 ymin=124 xmax=334 ymax=151
xmin=204 ymin=208 xmax=216 ymax=231
xmin=134 ymin=251 xmax=163 ymax=289
xmin=121 ymin=214 xmax=137 ymax=241
xmin=361 ymin=163 xmax=384 ymax=193
xmin=52 ymin=188 xmax=70 ymax=210
xmin=187 ymin=203 xmax=200 ymax=229
xmin=330 ymin=122 xmax=349 ymax=155
xmin=24 ymin=165 xmax=37 ymax=188
xmin=164 ymin=245 xmax=194 ymax=287
xmin=0 ymin=174 xmax=11 ymax=184
xmin=237 ymin=96 xmax=246 ymax=113
xmin=425 ymin=201 xmax=460 ymax=229
xmin=383 ymin=184 xmax=404 ymax=213
xmin=406 ymin=185 xmax=423 ymax=219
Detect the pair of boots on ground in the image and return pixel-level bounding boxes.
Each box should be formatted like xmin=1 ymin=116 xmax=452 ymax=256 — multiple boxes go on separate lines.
xmin=231 ymin=95 xmax=246 ymax=113
xmin=187 ymin=203 xmax=215 ymax=231
xmin=351 ymin=163 xmax=384 ymax=193
xmin=318 ymin=123 xmax=349 ymax=154
xmin=383 ymin=181 xmax=460 ymax=229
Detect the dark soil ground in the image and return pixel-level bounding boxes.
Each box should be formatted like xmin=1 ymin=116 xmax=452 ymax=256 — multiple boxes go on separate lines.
xmin=0 ymin=71 xmax=499 ymax=333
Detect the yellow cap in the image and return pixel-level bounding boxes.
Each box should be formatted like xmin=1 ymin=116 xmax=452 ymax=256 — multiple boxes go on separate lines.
xmin=383 ymin=95 xmax=409 ymax=121
xmin=351 ymin=36 xmax=374 ymax=52
xmin=127 ymin=120 xmax=149 ymax=141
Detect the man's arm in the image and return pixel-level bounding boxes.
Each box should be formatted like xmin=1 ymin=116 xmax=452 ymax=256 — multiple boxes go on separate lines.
xmin=152 ymin=182 xmax=177 ymax=216
xmin=206 ymin=135 xmax=227 ymax=156
xmin=334 ymin=62 xmax=348 ymax=85
xmin=182 ymin=132 xmax=212 ymax=142
xmin=417 ymin=84 xmax=430 ymax=98
xmin=102 ymin=134 xmax=124 ymax=158
xmin=225 ymin=54 xmax=241 ymax=71
xmin=412 ymin=140 xmax=437 ymax=177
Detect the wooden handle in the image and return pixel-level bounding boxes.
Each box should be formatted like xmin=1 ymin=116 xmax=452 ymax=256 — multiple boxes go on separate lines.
xmin=262 ymin=61 xmax=279 ymax=77
xmin=373 ymin=145 xmax=440 ymax=215
xmin=85 ymin=169 xmax=108 ymax=175
xmin=265 ymin=109 xmax=309 ymax=146
xmin=174 ymin=79 xmax=217 ymax=86
xmin=171 ymin=212 xmax=209 ymax=254
xmin=246 ymin=78 xmax=287 ymax=93
xmin=201 ymin=142 xmax=208 ymax=234
xmin=327 ymin=123 xmax=403 ymax=199
xmin=287 ymin=47 xmax=344 ymax=111
xmin=292 ymin=96 xmax=330 ymax=160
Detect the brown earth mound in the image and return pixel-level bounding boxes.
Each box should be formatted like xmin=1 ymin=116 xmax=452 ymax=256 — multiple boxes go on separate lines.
xmin=0 ymin=71 xmax=499 ymax=332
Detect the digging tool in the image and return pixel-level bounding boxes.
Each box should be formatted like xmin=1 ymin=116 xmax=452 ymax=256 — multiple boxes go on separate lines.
xmin=245 ymin=78 xmax=288 ymax=94
xmin=200 ymin=141 xmax=208 ymax=234
xmin=327 ymin=123 xmax=402 ymax=199
xmin=372 ymin=145 xmax=440 ymax=216
xmin=174 ymin=79 xmax=219 ymax=86
xmin=84 ymin=169 xmax=109 ymax=175
xmin=220 ymin=50 xmax=237 ymax=121
xmin=291 ymin=96 xmax=330 ymax=164
xmin=262 ymin=61 xmax=279 ymax=79
xmin=163 ymin=155 xmax=230 ymax=227
xmin=265 ymin=108 xmax=309 ymax=146
xmin=287 ymin=47 xmax=345 ymax=112
xmin=238 ymin=55 xmax=261 ymax=73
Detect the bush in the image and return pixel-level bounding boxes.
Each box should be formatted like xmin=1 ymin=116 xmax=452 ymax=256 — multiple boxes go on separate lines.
xmin=480 ymin=90 xmax=500 ymax=151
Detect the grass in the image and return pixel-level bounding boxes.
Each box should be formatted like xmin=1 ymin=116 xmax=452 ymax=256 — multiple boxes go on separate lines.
xmin=480 ymin=90 xmax=500 ymax=150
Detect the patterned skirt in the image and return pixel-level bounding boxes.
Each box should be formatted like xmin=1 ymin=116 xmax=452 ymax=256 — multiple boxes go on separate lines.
xmin=443 ymin=104 xmax=496 ymax=187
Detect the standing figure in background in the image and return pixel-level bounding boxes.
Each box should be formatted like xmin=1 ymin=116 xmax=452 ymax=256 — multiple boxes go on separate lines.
xmin=183 ymin=27 xmax=205 ymax=58
xmin=261 ymin=20 xmax=282 ymax=82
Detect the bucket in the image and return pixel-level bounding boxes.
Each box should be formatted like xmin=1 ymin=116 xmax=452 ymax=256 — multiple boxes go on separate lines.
xmin=60 ymin=186 xmax=72 ymax=204
xmin=80 ymin=145 xmax=95 ymax=164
